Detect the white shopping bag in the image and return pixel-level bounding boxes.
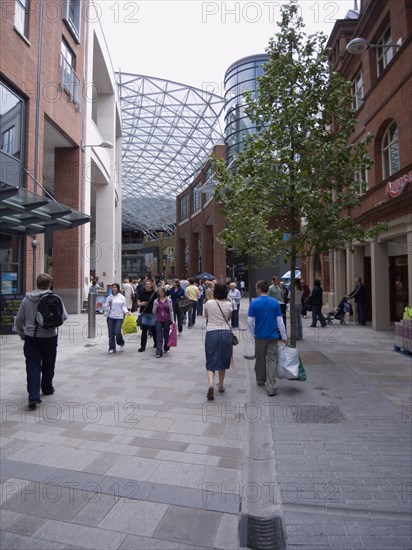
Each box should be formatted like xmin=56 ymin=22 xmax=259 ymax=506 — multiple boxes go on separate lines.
xmin=277 ymin=344 xmax=300 ymax=379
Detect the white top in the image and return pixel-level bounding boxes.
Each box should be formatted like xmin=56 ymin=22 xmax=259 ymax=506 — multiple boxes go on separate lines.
xmin=205 ymin=300 xmax=232 ymax=332
xmin=228 ymin=288 xmax=241 ymax=306
xmin=104 ymin=293 xmax=128 ymax=319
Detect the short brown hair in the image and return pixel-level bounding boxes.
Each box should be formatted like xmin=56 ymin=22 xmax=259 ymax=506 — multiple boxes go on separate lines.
xmin=213 ymin=283 xmax=228 ymax=300
xmin=256 ymin=280 xmax=269 ymax=293
xmin=36 ymin=273 xmax=52 ymax=290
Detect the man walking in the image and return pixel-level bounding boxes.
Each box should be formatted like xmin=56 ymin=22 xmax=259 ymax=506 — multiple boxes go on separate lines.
xmin=15 ymin=273 xmax=68 ymax=410
xmin=346 ymin=277 xmax=366 ymax=325
xmin=248 ymin=280 xmax=288 ymax=396
xmin=268 ymin=275 xmax=286 ymax=325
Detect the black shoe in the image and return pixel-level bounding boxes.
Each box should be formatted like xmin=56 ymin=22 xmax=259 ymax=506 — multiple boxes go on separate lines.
xmin=138 ymin=347 xmax=145 ymax=352
xmin=42 ymin=387 xmax=54 ymax=396
xmin=207 ymin=387 xmax=214 ymax=400
xmin=256 ymin=381 xmax=265 ymax=387
xmin=156 ymin=354 xmax=162 ymax=358
xmin=164 ymin=347 xmax=170 ymax=353
xmin=27 ymin=401 xmax=38 ymax=410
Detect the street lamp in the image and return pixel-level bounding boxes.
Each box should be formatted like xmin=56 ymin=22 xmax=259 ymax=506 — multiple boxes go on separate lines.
xmin=81 ymin=140 xmax=114 ymax=151
xmin=346 ymin=37 xmax=401 ymax=54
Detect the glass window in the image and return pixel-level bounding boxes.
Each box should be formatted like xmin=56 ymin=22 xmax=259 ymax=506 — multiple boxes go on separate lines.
xmin=192 ymin=183 xmax=201 ymax=213
xmin=1 ymin=127 xmax=16 ymax=155
xmin=180 ymin=195 xmax=188 ymax=221
xmin=351 ymin=71 xmax=363 ymax=110
xmin=60 ymin=39 xmax=79 ymax=103
xmin=15 ymin=0 xmax=29 ymax=37
xmin=382 ymin=122 xmax=400 ymax=179
xmin=0 ymin=81 xmax=23 ymax=170
xmin=377 ymin=26 xmax=395 ymax=76
xmin=63 ymin=0 xmax=81 ymax=42
xmin=354 ymin=168 xmax=368 ymax=195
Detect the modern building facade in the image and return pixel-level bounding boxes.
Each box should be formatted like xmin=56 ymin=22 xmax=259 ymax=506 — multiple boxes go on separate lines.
xmin=0 ymin=0 xmax=122 ymax=315
xmin=306 ymin=0 xmax=412 ymax=329
xmin=224 ymin=54 xmax=268 ymax=166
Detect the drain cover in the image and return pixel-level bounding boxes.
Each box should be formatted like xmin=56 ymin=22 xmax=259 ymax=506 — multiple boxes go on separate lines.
xmin=284 ymin=403 xmax=347 ymax=424
xmin=239 ymin=514 xmax=287 ymax=550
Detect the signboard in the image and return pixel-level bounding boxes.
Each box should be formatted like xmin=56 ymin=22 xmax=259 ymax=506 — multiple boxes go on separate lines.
xmin=386 ymin=171 xmax=412 ymax=198
xmin=0 ymin=294 xmax=24 ymax=335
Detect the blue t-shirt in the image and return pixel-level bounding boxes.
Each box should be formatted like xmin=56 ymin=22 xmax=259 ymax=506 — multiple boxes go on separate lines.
xmin=248 ymin=295 xmax=282 ymax=339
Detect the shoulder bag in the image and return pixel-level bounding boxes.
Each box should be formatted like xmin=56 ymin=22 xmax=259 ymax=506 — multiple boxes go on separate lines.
xmin=137 ymin=292 xmax=156 ymax=326
xmin=216 ymin=301 xmax=239 ymax=345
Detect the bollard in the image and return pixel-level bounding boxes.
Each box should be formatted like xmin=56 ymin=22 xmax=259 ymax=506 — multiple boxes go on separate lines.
xmin=88 ymin=291 xmax=96 ymax=338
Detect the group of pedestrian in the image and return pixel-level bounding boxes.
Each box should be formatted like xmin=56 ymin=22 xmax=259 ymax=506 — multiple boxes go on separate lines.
xmin=15 ymin=270 xmax=366 ymax=410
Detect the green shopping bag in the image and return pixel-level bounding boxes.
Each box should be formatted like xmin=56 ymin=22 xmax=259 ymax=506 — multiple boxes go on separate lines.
xmin=122 ymin=314 xmax=138 ymax=334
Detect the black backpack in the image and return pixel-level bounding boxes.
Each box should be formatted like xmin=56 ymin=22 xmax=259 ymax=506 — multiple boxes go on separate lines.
xmin=36 ymin=293 xmax=64 ymax=330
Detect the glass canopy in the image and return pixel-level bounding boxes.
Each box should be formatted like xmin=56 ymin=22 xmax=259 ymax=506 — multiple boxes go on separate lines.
xmin=117 ymin=73 xmax=225 ymax=235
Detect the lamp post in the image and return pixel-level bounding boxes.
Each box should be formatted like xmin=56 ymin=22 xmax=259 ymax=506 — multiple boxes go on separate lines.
xmin=81 ymin=140 xmax=114 ymax=151
xmin=346 ymin=37 xmax=401 ymax=55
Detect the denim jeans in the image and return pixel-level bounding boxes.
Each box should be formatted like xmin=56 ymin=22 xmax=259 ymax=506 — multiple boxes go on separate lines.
xmin=24 ymin=335 xmax=58 ymax=403
xmin=188 ymin=301 xmax=197 ymax=327
xmin=173 ymin=306 xmax=184 ymax=333
xmin=156 ymin=320 xmax=172 ymax=355
xmin=107 ymin=317 xmax=125 ymax=351
xmin=231 ymin=305 xmax=240 ymax=328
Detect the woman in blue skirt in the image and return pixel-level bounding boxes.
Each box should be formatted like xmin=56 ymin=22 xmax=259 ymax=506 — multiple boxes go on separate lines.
xmin=204 ymin=282 xmax=233 ymax=400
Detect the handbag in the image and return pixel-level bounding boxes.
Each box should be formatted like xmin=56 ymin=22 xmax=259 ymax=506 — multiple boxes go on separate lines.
xmin=137 ymin=292 xmax=156 ymax=326
xmin=216 ymin=302 xmax=239 ymax=345
xmin=168 ymin=322 xmax=177 ymax=347
xmin=277 ymin=344 xmax=300 ymax=379
xmin=177 ymin=298 xmax=192 ymax=313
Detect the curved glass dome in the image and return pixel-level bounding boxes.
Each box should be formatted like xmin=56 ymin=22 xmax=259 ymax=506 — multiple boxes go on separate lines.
xmin=117 ymin=73 xmax=225 ymax=233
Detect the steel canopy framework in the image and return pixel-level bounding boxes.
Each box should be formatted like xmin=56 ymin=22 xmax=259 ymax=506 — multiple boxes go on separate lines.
xmin=117 ymin=73 xmax=225 ymax=233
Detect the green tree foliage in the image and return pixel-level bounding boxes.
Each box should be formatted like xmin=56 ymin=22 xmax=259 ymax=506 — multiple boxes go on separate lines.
xmin=213 ymin=0 xmax=384 ymax=342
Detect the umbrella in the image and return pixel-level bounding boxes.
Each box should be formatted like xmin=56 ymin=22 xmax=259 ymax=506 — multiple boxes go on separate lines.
xmin=195 ymin=272 xmax=216 ymax=280
xmin=281 ymin=270 xmax=301 ymax=280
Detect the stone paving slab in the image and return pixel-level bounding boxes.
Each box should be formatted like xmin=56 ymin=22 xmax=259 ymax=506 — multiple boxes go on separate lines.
xmin=1 ymin=302 xmax=411 ymax=549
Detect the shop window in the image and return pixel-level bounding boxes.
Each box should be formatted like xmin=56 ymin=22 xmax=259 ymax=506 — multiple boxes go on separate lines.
xmin=15 ymin=0 xmax=29 ymax=37
xmin=63 ymin=0 xmax=81 ymax=43
xmin=60 ymin=39 xmax=80 ymax=104
xmin=382 ymin=122 xmax=400 ymax=179
xmin=351 ymin=71 xmax=363 ymax=110
xmin=376 ymin=26 xmax=395 ymax=76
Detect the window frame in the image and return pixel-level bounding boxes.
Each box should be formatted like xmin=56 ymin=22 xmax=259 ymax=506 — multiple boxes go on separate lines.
xmin=63 ymin=0 xmax=81 ymax=43
xmin=1 ymin=126 xmax=16 ymax=155
xmin=376 ymin=26 xmax=395 ymax=77
xmin=60 ymin=38 xmax=80 ymax=104
xmin=14 ymin=0 xmax=29 ymax=38
xmin=180 ymin=195 xmax=189 ymax=222
xmin=382 ymin=121 xmax=400 ymax=179
xmin=351 ymin=71 xmax=363 ymax=110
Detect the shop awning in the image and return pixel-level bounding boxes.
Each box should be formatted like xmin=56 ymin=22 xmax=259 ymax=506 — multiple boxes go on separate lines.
xmin=0 ymin=182 xmax=90 ymax=235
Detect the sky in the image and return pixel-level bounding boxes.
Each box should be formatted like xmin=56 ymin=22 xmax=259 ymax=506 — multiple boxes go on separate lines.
xmin=97 ymin=0 xmax=356 ymax=94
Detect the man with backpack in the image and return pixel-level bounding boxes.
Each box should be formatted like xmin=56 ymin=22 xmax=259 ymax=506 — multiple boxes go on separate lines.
xmin=15 ymin=273 xmax=67 ymax=410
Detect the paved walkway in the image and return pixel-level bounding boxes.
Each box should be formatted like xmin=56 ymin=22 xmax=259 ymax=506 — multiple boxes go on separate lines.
xmin=0 ymin=300 xmax=411 ymax=549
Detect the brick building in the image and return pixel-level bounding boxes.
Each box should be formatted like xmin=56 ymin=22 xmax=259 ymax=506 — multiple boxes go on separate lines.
xmin=175 ymin=145 xmax=228 ymax=280
xmin=302 ymin=0 xmax=412 ymax=329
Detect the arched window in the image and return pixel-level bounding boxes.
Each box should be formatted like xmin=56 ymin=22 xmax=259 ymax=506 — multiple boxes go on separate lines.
xmin=382 ymin=122 xmax=400 ymax=179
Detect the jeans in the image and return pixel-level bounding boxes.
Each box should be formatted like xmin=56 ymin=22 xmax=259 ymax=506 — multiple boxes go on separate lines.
xmin=140 ymin=324 xmax=156 ymax=350
xmin=295 ymin=303 xmax=303 ymax=339
xmin=231 ymin=305 xmax=240 ymax=328
xmin=24 ymin=335 xmax=58 ymax=403
xmin=188 ymin=301 xmax=197 ymax=327
xmin=156 ymin=320 xmax=172 ymax=355
xmin=173 ymin=306 xmax=184 ymax=333
xmin=107 ymin=317 xmax=125 ymax=351
xmin=197 ymin=297 xmax=204 ymax=315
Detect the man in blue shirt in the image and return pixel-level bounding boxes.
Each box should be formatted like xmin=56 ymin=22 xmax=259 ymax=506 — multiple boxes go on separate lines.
xmin=248 ymin=280 xmax=288 ymax=396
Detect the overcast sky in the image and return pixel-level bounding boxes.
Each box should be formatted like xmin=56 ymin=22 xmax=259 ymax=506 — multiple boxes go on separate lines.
xmin=98 ymin=0 xmax=356 ymax=93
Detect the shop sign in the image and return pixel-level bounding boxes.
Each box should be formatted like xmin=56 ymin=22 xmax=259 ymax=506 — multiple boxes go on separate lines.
xmin=385 ymin=171 xmax=412 ymax=198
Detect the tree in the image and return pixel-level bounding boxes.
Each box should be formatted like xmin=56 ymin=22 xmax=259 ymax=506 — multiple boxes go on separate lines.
xmin=213 ymin=0 xmax=384 ymax=344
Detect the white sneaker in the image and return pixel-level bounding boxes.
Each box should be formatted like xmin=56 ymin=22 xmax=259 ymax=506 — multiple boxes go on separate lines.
xmin=108 ymin=349 xmax=115 ymax=354
xmin=119 ymin=346 xmax=125 ymax=352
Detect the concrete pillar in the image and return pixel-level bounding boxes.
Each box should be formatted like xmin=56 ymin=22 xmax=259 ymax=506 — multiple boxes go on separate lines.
xmin=334 ymin=250 xmax=346 ymax=309
xmin=371 ymin=240 xmax=390 ymax=330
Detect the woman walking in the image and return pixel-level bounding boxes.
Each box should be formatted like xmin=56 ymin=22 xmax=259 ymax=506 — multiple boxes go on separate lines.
xmin=122 ymin=278 xmax=134 ymax=311
xmin=137 ymin=279 xmax=158 ymax=352
xmin=204 ymin=282 xmax=233 ymax=400
xmin=104 ymin=283 xmax=129 ymax=353
xmin=168 ymin=279 xmax=185 ymax=335
xmin=153 ymin=287 xmax=173 ymax=358
xmin=228 ymin=282 xmax=241 ymax=328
